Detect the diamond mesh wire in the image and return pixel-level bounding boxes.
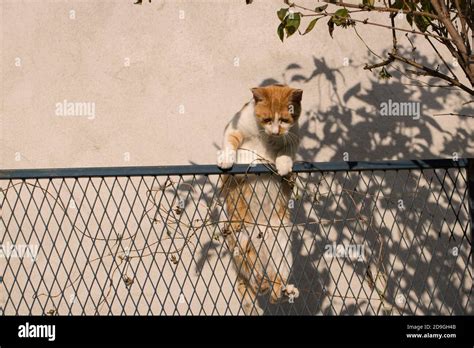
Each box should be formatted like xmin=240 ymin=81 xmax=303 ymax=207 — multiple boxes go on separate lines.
xmin=0 ymin=161 xmax=471 ymax=315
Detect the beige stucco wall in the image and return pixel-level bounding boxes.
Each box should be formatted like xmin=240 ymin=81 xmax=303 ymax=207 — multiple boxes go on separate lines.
xmin=1 ymin=0 xmax=472 ymax=316
xmin=1 ymin=0 xmax=472 ymax=170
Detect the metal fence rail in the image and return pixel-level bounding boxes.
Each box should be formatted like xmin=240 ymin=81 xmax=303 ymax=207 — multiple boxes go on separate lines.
xmin=0 ymin=159 xmax=472 ymax=315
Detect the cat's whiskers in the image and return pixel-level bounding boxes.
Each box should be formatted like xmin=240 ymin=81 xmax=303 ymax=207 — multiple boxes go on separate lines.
xmin=286 ymin=132 xmax=299 ymax=155
xmin=283 ymin=134 xmax=291 ymax=154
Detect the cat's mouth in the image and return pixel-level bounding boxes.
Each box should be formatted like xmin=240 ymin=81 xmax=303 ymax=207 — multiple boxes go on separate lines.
xmin=267 ymin=132 xmax=287 ymax=138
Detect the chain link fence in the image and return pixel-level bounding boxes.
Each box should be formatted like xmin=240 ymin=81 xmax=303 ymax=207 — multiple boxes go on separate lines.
xmin=0 ymin=159 xmax=472 ymax=315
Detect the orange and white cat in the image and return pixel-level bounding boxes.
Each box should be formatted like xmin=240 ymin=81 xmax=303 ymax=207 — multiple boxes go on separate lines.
xmin=218 ymin=84 xmax=302 ymax=315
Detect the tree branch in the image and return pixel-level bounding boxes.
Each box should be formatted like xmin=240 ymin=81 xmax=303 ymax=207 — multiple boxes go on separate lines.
xmin=349 ymin=17 xmax=455 ymax=42
xmin=388 ymin=52 xmax=474 ymax=94
xmin=364 ymin=57 xmax=395 ymax=70
xmin=425 ymin=35 xmax=458 ymax=79
xmin=430 ymin=0 xmax=473 ymax=84
xmin=292 ymin=1 xmax=441 ymax=20
xmin=301 ymin=11 xmax=456 ymax=41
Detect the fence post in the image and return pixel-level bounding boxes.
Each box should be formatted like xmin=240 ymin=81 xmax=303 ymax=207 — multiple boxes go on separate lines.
xmin=468 ymin=159 xmax=474 ymax=252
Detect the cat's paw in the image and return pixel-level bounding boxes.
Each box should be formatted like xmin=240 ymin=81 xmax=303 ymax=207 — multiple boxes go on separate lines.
xmin=275 ymin=156 xmax=293 ymax=176
xmin=217 ymin=149 xmax=236 ymax=170
xmin=282 ymin=284 xmax=300 ymax=301
xmin=218 ymin=160 xmax=234 ymax=170
xmin=243 ymin=302 xmax=264 ymax=316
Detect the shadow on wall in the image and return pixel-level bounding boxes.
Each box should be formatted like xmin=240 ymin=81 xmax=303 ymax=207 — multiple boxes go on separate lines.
xmin=259 ymin=51 xmax=472 ymax=315
xmin=185 ymin=161 xmax=470 ymax=315
xmin=260 ymin=47 xmax=473 ymax=162
xmin=187 ymin=49 xmax=472 ymax=315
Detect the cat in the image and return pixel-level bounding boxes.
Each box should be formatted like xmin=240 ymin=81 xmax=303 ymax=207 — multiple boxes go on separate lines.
xmin=218 ymin=84 xmax=302 ymax=315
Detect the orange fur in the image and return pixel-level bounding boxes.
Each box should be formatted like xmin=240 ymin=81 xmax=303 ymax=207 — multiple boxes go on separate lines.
xmin=221 ymin=175 xmax=274 ymax=307
xmin=227 ymin=131 xmax=244 ymax=150
xmin=219 ymin=84 xmax=302 ymax=314
xmin=221 ymin=173 xmax=295 ymax=313
xmin=252 ymin=85 xmax=302 ymax=135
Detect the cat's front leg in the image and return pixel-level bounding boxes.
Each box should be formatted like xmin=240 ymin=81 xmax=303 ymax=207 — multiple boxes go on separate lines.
xmin=275 ymin=155 xmax=293 ymax=176
xmin=217 ymin=148 xmax=236 ymax=169
xmin=218 ymin=130 xmax=243 ymax=169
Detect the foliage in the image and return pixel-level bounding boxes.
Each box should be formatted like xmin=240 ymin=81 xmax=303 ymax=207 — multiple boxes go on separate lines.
xmin=274 ymin=0 xmax=474 ymax=99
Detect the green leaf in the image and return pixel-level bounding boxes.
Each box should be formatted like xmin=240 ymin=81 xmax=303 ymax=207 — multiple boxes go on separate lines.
xmin=332 ymin=8 xmax=350 ymax=26
xmin=392 ymin=0 xmax=403 ymax=9
xmin=414 ymin=15 xmax=430 ymax=32
xmin=362 ymin=0 xmax=375 ymax=7
xmin=314 ymin=4 xmax=328 ymax=12
xmin=327 ymin=19 xmax=335 ymax=38
xmin=302 ymin=18 xmax=319 ymax=35
xmin=285 ymin=12 xmax=301 ymax=38
xmin=421 ymin=0 xmax=434 ymax=12
xmin=406 ymin=13 xmax=413 ymax=26
xmin=277 ymin=8 xmax=288 ymax=21
xmin=277 ymin=22 xmax=285 ymax=42
xmin=392 ymin=0 xmax=415 ymax=10
xmin=334 ymin=8 xmax=349 ymax=18
xmin=379 ymin=67 xmax=392 ymax=79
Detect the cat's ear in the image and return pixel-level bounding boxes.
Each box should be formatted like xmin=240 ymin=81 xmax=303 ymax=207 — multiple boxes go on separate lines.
xmin=290 ymin=89 xmax=303 ymax=103
xmin=251 ymin=87 xmax=265 ymax=103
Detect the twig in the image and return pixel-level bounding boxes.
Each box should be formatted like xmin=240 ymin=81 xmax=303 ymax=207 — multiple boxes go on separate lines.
xmin=388 ymin=52 xmax=474 ymax=95
xmin=425 ymin=35 xmax=458 ymax=79
xmin=292 ymin=1 xmax=440 ymax=20
xmin=364 ymin=57 xmax=394 ymax=70
xmin=432 ymin=112 xmax=474 ymax=117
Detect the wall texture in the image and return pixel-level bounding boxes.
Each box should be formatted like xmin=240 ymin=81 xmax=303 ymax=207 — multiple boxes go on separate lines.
xmin=1 ymin=1 xmax=472 ymax=316
xmin=1 ymin=0 xmax=473 ymax=169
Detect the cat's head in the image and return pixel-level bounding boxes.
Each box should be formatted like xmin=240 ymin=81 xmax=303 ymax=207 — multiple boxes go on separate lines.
xmin=251 ymin=84 xmax=303 ymax=137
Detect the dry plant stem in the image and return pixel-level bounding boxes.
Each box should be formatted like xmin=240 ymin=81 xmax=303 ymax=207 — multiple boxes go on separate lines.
xmin=353 ymin=27 xmax=444 ymax=88
xmin=351 ymin=17 xmax=454 ymax=42
xmin=430 ymin=0 xmax=473 ymax=83
xmin=388 ymin=52 xmax=474 ymax=94
xmin=292 ymin=0 xmax=473 ymax=90
xmin=433 ymin=112 xmax=474 ymax=116
xmin=453 ymin=0 xmax=468 ymax=37
xmin=425 ymin=36 xmax=458 ymax=79
xmin=292 ymin=1 xmax=440 ymax=20
xmin=364 ymin=57 xmax=395 ymax=70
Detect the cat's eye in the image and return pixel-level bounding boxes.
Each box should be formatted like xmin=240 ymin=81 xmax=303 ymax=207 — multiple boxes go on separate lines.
xmin=262 ymin=118 xmax=272 ymax=123
xmin=281 ymin=119 xmax=290 ymax=123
